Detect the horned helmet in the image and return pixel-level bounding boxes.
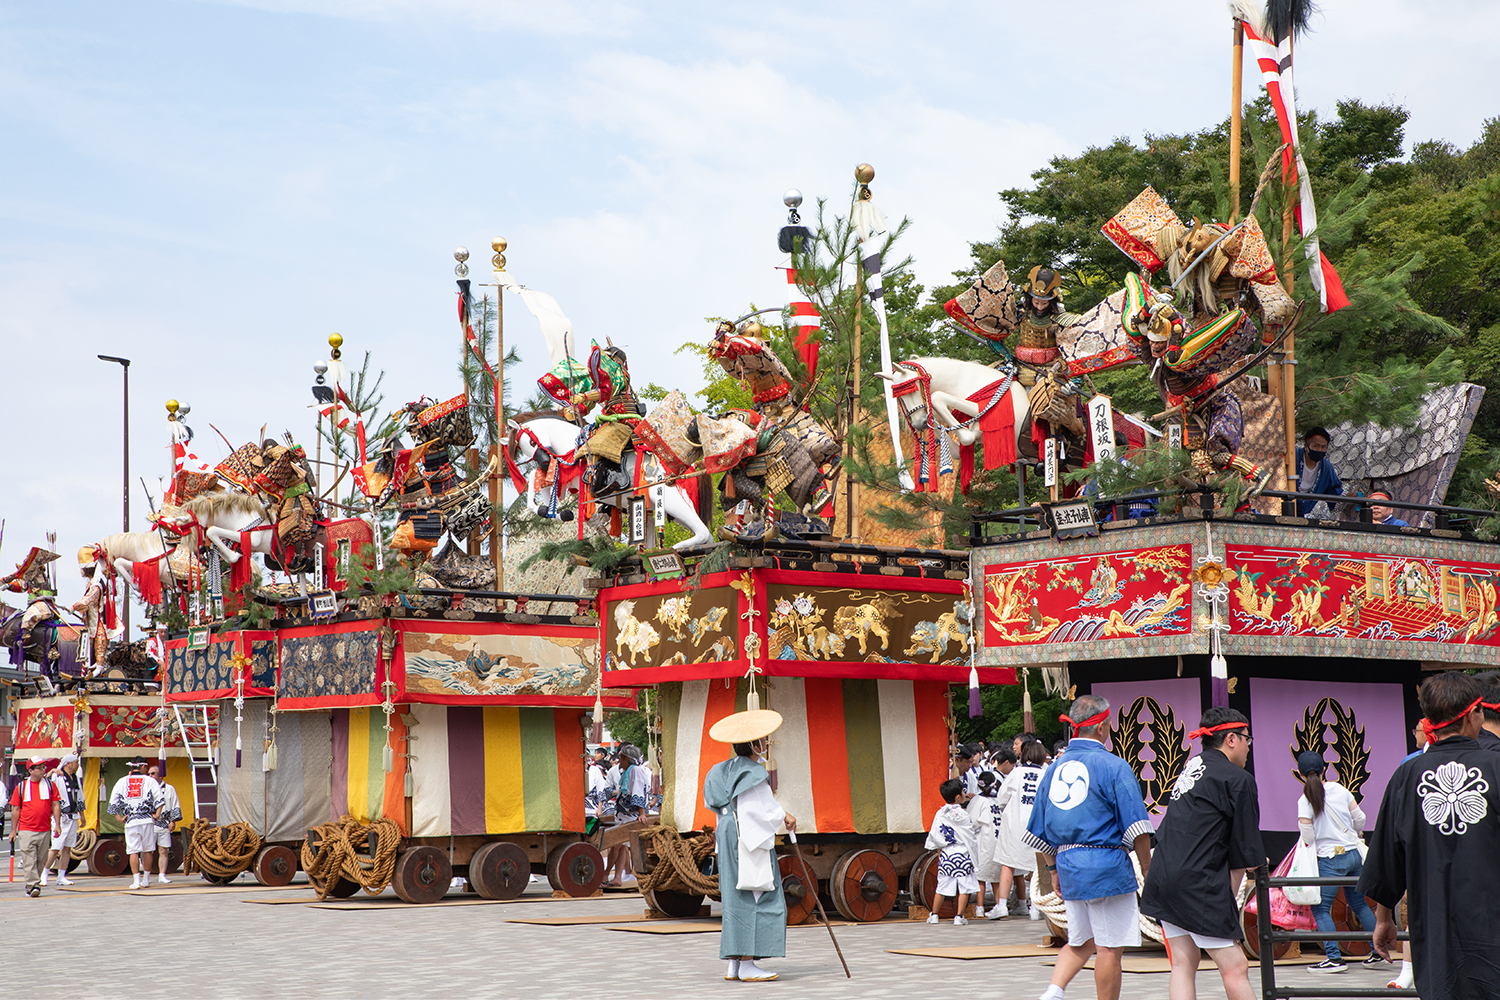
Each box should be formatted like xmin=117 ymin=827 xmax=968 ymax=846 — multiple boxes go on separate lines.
xmin=1023 ymin=265 xmax=1065 ymax=316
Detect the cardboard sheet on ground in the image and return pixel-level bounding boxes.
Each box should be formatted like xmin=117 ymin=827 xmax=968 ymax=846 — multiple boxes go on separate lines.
xmin=885 ymin=945 xmax=1062 ymax=960
xmin=307 ymin=891 xmax=641 ymax=910
xmin=605 ymin=918 xmax=858 ymax=935
xmin=60 ymin=881 xmax=299 ymax=895
xmin=509 ymin=914 xmax=656 ymax=926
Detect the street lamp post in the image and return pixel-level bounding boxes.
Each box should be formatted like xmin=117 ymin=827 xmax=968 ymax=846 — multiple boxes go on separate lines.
xmin=98 ymin=354 xmax=130 ymax=642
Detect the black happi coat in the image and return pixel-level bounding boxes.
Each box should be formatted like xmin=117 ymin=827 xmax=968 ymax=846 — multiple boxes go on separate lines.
xmin=1475 ymin=727 xmax=1500 ymax=752
xmin=1359 ymin=736 xmax=1500 ymax=1000
xmin=1140 ymin=748 xmax=1265 ymax=940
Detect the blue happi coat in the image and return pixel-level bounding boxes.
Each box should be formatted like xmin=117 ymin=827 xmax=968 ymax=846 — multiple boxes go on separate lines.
xmin=1023 ymin=739 xmax=1152 ymax=901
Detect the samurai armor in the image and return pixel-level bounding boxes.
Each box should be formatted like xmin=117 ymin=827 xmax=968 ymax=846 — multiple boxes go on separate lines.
xmin=275 ymin=487 xmax=318 ymax=548
xmin=391 ymin=511 xmax=442 ymax=553
xmin=172 ymin=471 xmax=220 ymax=505
xmin=942 ymin=259 xmax=1018 ymax=342
xmin=538 ymin=358 xmax=593 ymax=406
xmin=635 ymin=390 xmax=701 ymax=475
xmin=1101 ymin=186 xmax=1184 ymax=273
xmin=166 ymin=544 xmax=201 ymax=582
xmin=710 ymin=334 xmax=793 ymax=405
xmin=254 ymin=446 xmax=306 ymax=502
xmin=414 ymin=394 xmax=475 ymax=449
xmin=779 ymin=409 xmax=838 ymax=468
xmin=352 ymin=458 xmax=391 ymax=499
xmin=698 ymin=411 xmax=760 ymax=474
xmin=216 ymin=442 xmax=262 ymax=492
xmin=586 ymin=420 xmax=635 ymax=465
xmin=444 ymin=492 xmax=491 ymax=540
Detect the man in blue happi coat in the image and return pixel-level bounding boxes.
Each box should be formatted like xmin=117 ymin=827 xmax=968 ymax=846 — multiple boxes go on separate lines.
xmin=703 ymin=709 xmax=797 ymax=983
xmin=1025 ymin=695 xmax=1153 ymax=1000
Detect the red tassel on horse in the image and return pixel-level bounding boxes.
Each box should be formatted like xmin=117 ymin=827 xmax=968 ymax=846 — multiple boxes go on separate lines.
xmin=134 ymin=562 xmax=163 ymax=606
xmin=960 ymin=444 xmax=976 ymax=494
xmin=103 ymin=577 xmax=119 ymax=631
xmin=231 ymin=531 xmax=256 ymax=591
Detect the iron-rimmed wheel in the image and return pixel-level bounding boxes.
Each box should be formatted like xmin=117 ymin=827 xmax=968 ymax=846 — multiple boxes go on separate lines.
xmin=829 ymin=848 xmax=898 ymax=922
xmin=645 ymin=888 xmax=706 ymax=917
xmin=1238 ymin=901 xmax=1292 ymax=961
xmin=545 ymin=842 xmax=605 ymax=898
xmin=468 ymin=841 xmax=531 ymax=900
xmin=327 ymin=877 xmax=362 ymax=898
xmin=391 ymin=846 xmax=453 ymax=905
xmin=253 ymin=845 xmax=299 ymax=887
xmin=89 ymin=838 xmax=128 ymax=877
xmin=908 ymin=849 xmax=940 ymax=913
xmin=778 ymin=853 xmax=818 ymax=926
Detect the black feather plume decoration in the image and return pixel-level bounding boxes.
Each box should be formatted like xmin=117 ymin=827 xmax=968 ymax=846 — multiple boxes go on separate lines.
xmin=1266 ymin=0 xmax=1315 ymax=43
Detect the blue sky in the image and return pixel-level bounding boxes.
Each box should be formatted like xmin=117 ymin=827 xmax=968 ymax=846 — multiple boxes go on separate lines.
xmin=3 ymin=0 xmax=1495 ymax=603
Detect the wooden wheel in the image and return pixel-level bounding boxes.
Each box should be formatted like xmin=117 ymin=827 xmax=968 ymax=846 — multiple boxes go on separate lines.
xmin=253 ymin=846 xmax=299 ymax=887
xmin=165 ymin=834 xmax=184 ymax=874
xmin=908 ymin=849 xmax=940 ymax=912
xmin=1330 ymin=893 xmax=1379 ymax=957
xmin=392 ymin=846 xmax=453 ymax=904
xmin=468 ymin=841 xmax=531 ymax=900
xmin=914 ymin=849 xmax=962 ymax=919
xmin=830 ymin=849 xmax=898 ymax=922
xmin=545 ymin=842 xmax=604 ymax=898
xmin=202 ymin=872 xmax=236 ymax=885
xmin=89 ymin=838 xmax=128 ymax=877
xmin=645 ymin=888 xmax=705 ymax=917
xmin=1239 ymin=902 xmax=1292 ymax=961
xmin=779 ymin=854 xmax=818 ymax=926
xmin=327 ymin=877 xmax=362 ymax=898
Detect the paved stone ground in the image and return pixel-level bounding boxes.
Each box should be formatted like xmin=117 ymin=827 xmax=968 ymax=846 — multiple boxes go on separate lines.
xmin=1 ymin=873 xmax=1398 ymax=999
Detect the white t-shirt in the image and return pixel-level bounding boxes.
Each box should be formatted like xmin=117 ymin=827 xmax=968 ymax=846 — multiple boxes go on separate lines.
xmin=1297 ymin=781 xmax=1366 ymax=857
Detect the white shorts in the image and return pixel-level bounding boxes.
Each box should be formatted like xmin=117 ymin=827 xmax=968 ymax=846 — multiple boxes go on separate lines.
xmin=51 ymin=816 xmax=79 ymax=851
xmin=124 ymin=821 xmax=156 ymax=855
xmin=1064 ymin=892 xmax=1142 ymax=949
xmin=936 ymin=872 xmax=981 ymax=897
xmin=153 ymin=825 xmax=174 ymax=849
xmin=1157 ymin=919 xmax=1236 ymax=952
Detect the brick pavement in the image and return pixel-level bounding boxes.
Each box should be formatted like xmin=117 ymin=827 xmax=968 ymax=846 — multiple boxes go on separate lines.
xmin=0 ymin=874 xmax=1398 ymax=999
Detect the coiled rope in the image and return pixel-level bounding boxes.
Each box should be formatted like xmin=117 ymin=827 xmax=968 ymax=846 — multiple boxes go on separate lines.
xmin=300 ymin=816 xmax=402 ymax=901
xmin=184 ymin=820 xmax=262 ymax=880
xmin=69 ymin=828 xmax=98 ymax=861
xmin=635 ymin=825 xmax=719 ymax=899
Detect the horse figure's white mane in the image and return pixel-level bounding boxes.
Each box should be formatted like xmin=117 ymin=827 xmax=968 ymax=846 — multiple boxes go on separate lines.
xmin=184 ymin=491 xmax=266 ymax=520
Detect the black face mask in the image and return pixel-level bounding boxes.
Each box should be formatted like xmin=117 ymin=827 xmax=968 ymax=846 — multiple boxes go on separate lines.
xmin=1305 ymin=449 xmax=1326 ymax=465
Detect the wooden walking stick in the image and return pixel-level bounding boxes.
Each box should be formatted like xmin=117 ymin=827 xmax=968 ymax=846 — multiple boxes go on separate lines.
xmin=788 ymin=831 xmax=851 ymax=978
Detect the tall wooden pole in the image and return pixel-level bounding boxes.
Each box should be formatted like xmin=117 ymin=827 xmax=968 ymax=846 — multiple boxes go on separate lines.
xmin=1281 ymin=173 xmax=1299 ymax=492
xmin=1229 ymin=19 xmax=1244 ymax=223
xmin=848 ymin=264 xmax=863 ymax=542
xmin=491 ymin=238 xmax=507 ymax=588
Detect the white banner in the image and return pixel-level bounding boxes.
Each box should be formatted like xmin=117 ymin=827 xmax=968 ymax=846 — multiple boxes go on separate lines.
xmin=1088 ymin=394 xmax=1115 ymax=464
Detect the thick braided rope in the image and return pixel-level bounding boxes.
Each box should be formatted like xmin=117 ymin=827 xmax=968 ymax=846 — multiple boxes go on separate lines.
xmin=184 ymin=820 xmax=262 ymax=880
xmin=300 ymin=816 xmax=402 ymax=900
xmin=1031 ymin=850 xmax=1164 ymax=944
xmin=69 ymin=828 xmax=98 ymax=861
xmin=635 ymin=825 xmax=719 ymax=898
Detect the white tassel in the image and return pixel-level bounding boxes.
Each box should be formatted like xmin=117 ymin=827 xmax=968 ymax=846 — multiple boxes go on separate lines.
xmin=382 ymin=743 xmax=394 ymax=773
xmin=746 ymin=686 xmax=761 ymax=713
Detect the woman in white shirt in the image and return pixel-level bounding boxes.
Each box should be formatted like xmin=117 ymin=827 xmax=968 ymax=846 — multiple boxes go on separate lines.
xmin=1296 ymin=751 xmax=1381 ymax=973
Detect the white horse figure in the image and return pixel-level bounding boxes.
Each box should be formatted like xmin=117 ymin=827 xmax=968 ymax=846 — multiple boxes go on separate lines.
xmin=508 ymin=412 xmax=714 ymax=550
xmin=89 ymin=530 xmax=185 ymax=595
xmin=879 ymin=357 xmax=1031 ymax=450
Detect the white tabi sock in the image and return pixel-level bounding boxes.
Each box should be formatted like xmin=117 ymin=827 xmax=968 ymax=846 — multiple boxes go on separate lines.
xmin=725 ymin=960 xmax=740 ymax=981
xmin=1039 ymin=985 xmax=1066 ymax=1000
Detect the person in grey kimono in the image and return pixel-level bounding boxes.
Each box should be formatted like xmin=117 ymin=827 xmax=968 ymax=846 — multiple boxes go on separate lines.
xmin=703 ymin=709 xmax=797 ymax=983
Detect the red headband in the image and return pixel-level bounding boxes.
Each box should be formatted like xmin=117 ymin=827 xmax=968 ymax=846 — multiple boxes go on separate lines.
xmin=1188 ymin=721 xmax=1248 ymax=740
xmin=1483 ymin=702 xmax=1500 ymax=712
xmin=1421 ymin=697 xmax=1483 ymax=745
xmin=1060 ymin=710 xmax=1110 ymax=734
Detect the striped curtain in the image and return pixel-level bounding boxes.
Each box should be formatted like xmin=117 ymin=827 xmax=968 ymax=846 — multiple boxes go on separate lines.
xmin=660 ymin=677 xmax=949 ymax=835
xmin=330 ymin=707 xmax=409 ymax=834
xmin=406 ymin=705 xmax=586 ymax=838
xmin=217 ymin=702 xmax=334 ymax=842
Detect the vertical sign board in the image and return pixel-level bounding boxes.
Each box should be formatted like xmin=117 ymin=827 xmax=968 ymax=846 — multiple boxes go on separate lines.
xmin=629 ymin=496 xmax=647 ymax=545
xmin=1166 ymin=423 xmax=1183 ymax=451
xmin=1089 ymin=394 xmax=1115 ymax=464
xmin=1044 ymin=438 xmax=1057 ymax=487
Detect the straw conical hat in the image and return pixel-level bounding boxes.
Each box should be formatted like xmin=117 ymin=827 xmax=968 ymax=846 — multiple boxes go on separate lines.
xmin=708 ymin=710 xmax=783 ymax=744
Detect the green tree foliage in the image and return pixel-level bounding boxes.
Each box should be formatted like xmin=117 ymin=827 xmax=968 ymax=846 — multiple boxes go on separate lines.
xmin=952 ymin=683 xmax=1066 ymax=748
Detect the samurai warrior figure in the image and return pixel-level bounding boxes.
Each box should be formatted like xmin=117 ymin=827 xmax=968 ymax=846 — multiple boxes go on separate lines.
xmin=706 ymin=321 xmax=839 ymax=528
xmin=537 ymin=341 xmax=644 ymax=501
xmin=1 ymin=547 xmax=62 ymax=665
xmin=1102 ymin=186 xmax=1295 ymax=490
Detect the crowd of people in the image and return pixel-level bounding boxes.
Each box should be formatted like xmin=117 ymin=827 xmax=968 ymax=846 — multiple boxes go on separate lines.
xmin=584 ymin=742 xmax=659 ymax=887
xmin=923 ymin=672 xmax=1500 ymax=1000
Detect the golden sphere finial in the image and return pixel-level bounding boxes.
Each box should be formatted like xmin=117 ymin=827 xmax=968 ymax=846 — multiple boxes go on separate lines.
xmin=165 ymin=399 xmax=179 ymax=415
xmin=329 ymin=332 xmax=344 ymax=350
xmin=854 ymin=163 xmax=875 ymax=184
xmin=491 ymin=237 xmax=507 ymax=253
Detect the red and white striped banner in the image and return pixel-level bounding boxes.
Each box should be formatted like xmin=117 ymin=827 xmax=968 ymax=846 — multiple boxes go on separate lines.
xmin=319 ymin=385 xmax=367 ymax=464
xmin=781 ymin=266 xmax=821 ymax=380
xmin=1239 ymin=10 xmax=1349 ymax=313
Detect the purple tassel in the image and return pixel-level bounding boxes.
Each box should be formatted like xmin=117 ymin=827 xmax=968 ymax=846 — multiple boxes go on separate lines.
xmin=968 ymin=666 xmax=982 ymax=718
xmin=1210 ymin=675 xmax=1229 ymax=708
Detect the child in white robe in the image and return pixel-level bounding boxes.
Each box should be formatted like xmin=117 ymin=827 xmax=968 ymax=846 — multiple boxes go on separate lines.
xmin=925 ymin=777 xmax=979 ymax=925
xmin=967 ymin=769 xmax=1005 ymax=916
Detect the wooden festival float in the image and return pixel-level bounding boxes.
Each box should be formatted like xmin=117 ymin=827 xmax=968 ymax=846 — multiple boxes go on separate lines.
xmin=10 ymin=689 xmax=196 ymax=878
xmin=595 ymin=537 xmax=1015 ymax=923
xmin=163 ymin=585 xmax=633 ymax=902
xmin=969 ymin=470 xmax=1500 ymax=955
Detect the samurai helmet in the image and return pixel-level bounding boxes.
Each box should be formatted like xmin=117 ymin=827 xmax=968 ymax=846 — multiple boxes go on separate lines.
xmin=77 ymin=546 xmax=100 ymax=572
xmin=1025 ymin=265 xmax=1063 ymax=302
